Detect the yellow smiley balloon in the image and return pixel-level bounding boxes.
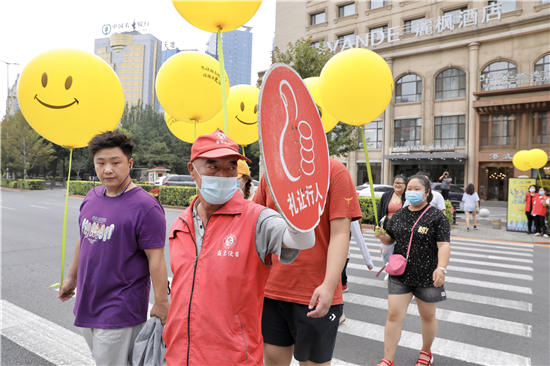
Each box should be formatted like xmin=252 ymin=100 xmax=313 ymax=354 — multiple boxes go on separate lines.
xmin=156 ymin=51 xmax=229 ymax=123
xmin=304 ymin=77 xmax=339 ymax=133
xmin=208 ymin=85 xmax=259 ymax=145
xmin=172 ymin=0 xmax=262 ymax=33
xmin=165 ymin=112 xmax=220 ymax=144
xmin=17 ymin=49 xmax=124 ymax=148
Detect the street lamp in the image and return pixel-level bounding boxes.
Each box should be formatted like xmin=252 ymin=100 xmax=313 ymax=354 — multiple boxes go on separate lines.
xmin=0 ymin=60 xmax=20 ymax=114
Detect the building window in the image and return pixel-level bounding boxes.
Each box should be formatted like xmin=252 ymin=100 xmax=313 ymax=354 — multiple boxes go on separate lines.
xmin=371 ymin=0 xmax=388 ymax=9
xmin=338 ymin=33 xmax=355 ymax=43
xmin=370 ymin=25 xmax=388 ymax=43
xmin=534 ymin=54 xmax=550 ymax=85
xmin=533 ymin=111 xmax=549 ymax=144
xmin=396 ymin=74 xmax=422 ymax=103
xmin=394 ymin=119 xmax=422 ymax=146
xmin=542 ymin=0 xmax=550 ymax=4
xmin=435 ymin=68 xmax=466 ymax=99
xmin=310 ymin=41 xmax=322 ymax=48
xmin=480 ymin=113 xmax=517 ymax=146
xmin=489 ymin=0 xmax=516 ymax=13
xmin=404 ymin=17 xmax=425 ymax=34
xmin=359 ymin=121 xmax=383 ymax=149
xmin=310 ymin=12 xmax=326 ymax=25
xmin=480 ymin=61 xmax=517 ymax=90
xmin=434 ymin=115 xmax=465 ymax=147
xmin=339 ymin=3 xmax=355 ymax=17
xmin=357 ymin=163 xmax=382 ymax=184
xmin=443 ymin=7 xmax=469 ymax=24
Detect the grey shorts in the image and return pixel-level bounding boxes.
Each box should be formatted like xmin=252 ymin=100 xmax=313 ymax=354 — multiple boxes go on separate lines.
xmin=388 ymin=276 xmax=447 ymax=303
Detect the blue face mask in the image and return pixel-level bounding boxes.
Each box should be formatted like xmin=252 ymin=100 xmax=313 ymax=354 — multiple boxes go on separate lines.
xmin=193 ymin=164 xmax=238 ymax=205
xmin=406 ymin=191 xmax=426 ymax=206
xmin=529 ymin=188 xmax=536 ymax=193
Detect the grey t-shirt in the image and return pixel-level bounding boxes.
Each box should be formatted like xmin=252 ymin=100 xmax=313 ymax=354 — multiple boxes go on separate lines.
xmin=192 ymin=199 xmax=298 ymax=265
xmin=440 ymin=176 xmax=452 ymax=190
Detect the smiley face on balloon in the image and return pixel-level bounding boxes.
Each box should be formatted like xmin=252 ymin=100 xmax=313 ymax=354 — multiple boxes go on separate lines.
xmin=18 ymin=49 xmax=124 ymax=148
xmin=209 ymin=84 xmax=260 ymax=145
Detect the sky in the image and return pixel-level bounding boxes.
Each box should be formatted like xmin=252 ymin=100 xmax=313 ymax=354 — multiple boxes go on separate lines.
xmin=0 ymin=0 xmax=278 ymax=117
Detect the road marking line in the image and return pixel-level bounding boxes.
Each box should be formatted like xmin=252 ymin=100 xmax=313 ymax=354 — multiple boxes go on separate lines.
xmin=443 ymin=249 xmax=533 ymax=262
xmin=1 ymin=300 xmax=94 ymax=365
xmin=339 ymin=318 xmax=531 ymax=366
xmin=29 ymin=205 xmax=49 ymax=209
xmin=447 ymin=265 xmax=533 ymax=280
xmin=346 ymin=276 xmax=532 ymax=311
xmin=351 ymin=244 xmax=534 ymax=258
xmin=291 ymin=357 xmax=358 ymax=366
xmin=343 ymin=293 xmax=531 ymax=337
xmin=346 ymin=264 xmax=533 ymax=294
xmin=0 ymin=206 xmax=14 ymax=210
xmin=354 ymin=238 xmax=535 ymax=252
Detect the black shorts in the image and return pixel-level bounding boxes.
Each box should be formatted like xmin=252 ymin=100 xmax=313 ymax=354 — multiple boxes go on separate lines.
xmin=262 ymin=297 xmax=343 ymax=363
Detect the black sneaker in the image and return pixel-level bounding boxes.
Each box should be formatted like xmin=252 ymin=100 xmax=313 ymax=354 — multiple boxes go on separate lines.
xmin=527 ymin=231 xmax=532 ymax=235
xmin=474 ymin=226 xmax=478 ymax=230
xmin=467 ymin=227 xmax=470 ymax=231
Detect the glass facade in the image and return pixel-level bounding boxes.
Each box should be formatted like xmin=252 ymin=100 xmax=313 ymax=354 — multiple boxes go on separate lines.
xmin=206 ymin=28 xmax=253 ymax=86
xmin=357 ymin=163 xmax=382 ymax=184
xmin=434 ymin=115 xmax=465 ymax=146
xmin=360 ymin=121 xmax=383 ymax=149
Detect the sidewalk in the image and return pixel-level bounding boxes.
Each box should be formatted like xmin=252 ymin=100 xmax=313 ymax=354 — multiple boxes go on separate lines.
xmin=451 ymin=218 xmax=550 ymax=245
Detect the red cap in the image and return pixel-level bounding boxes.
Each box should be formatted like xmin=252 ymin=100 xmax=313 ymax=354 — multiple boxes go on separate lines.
xmin=190 ymin=130 xmax=251 ymax=163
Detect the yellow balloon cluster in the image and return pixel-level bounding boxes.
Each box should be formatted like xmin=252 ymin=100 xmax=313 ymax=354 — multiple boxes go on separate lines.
xmin=17 ymin=49 xmax=124 ymax=148
xmin=319 ymin=48 xmax=393 ymax=126
xmin=172 ymin=0 xmax=262 ymax=33
xmin=303 ymin=77 xmax=338 ymax=133
xmin=513 ymin=149 xmax=549 ymax=171
xmin=156 ymin=52 xmax=229 ymax=123
xmin=165 ymin=112 xmax=219 ymax=144
xmin=208 ymin=85 xmax=260 ymax=145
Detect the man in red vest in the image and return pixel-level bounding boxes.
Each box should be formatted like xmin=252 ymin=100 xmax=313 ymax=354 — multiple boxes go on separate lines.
xmin=163 ymin=131 xmax=316 ymax=366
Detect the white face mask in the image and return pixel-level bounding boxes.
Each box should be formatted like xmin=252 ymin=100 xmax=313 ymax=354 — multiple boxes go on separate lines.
xmin=192 ymin=163 xmax=238 ymax=205
xmin=539 ymin=191 xmax=545 ymax=196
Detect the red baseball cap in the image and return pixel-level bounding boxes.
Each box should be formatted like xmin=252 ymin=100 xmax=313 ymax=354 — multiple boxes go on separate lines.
xmin=190 ymin=130 xmax=251 ymax=163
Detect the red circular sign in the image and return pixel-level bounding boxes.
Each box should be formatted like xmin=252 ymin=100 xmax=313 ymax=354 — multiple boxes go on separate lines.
xmin=258 ymin=64 xmax=330 ymax=232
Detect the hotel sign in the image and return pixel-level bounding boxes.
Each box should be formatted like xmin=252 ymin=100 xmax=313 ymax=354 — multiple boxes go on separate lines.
xmin=327 ymin=4 xmax=502 ymax=52
xmin=102 ymin=20 xmax=150 ymax=35
xmin=390 ymin=145 xmax=456 ymax=154
xmin=480 ymin=71 xmax=550 ymax=90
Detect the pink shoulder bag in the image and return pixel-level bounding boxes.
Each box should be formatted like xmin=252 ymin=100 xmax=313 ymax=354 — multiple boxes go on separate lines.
xmin=377 ymin=205 xmax=432 ymax=277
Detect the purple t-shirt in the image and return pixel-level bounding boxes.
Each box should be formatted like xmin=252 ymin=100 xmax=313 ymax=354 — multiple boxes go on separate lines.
xmin=74 ymin=186 xmax=166 ymax=329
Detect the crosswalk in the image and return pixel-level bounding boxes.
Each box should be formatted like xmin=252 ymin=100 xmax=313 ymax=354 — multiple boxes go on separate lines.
xmin=0 ymin=231 xmax=537 ymax=365
xmin=338 ymin=231 xmax=534 ymax=366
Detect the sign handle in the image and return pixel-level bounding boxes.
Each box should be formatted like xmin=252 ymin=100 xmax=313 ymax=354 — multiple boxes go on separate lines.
xmin=50 ymin=147 xmax=73 ymax=288
xmin=217 ymin=26 xmax=228 ymax=135
xmin=361 ymin=125 xmax=380 ymax=235
xmin=537 ymin=169 xmax=544 ymax=188
xmin=242 ymin=145 xmax=246 ymax=157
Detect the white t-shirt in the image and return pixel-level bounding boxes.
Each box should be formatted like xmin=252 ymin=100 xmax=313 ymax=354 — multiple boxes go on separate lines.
xmin=462 ymin=192 xmax=480 ymax=212
xmin=403 ymin=190 xmax=446 ymax=211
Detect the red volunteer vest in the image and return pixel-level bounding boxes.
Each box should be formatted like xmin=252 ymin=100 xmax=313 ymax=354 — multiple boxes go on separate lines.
xmin=164 ymin=193 xmax=271 ymax=366
xmin=525 ymin=192 xmax=535 ymax=212
xmin=532 ymin=194 xmax=547 ymax=216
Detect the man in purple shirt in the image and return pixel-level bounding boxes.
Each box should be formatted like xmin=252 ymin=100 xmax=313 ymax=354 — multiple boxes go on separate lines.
xmin=58 ymin=130 xmax=170 ymax=365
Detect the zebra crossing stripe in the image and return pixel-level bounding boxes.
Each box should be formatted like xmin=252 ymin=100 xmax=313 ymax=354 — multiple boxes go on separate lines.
xmin=354 ymin=238 xmax=534 ymax=253
xmin=444 ymin=250 xmax=533 ymax=263
xmin=446 ymin=265 xmax=533 ymax=280
xmin=346 ymin=276 xmax=533 ymax=311
xmin=1 ymin=300 xmax=94 ymax=365
xmin=346 ymin=263 xmax=533 ymax=294
xmin=343 ymin=293 xmax=532 ymax=337
xmin=350 ymin=243 xmax=535 ymax=258
xmin=339 ymin=318 xmax=531 ymax=366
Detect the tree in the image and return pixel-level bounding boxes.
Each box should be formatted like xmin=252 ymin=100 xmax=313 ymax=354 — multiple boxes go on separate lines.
xmin=1 ymin=111 xmax=55 ymax=178
xmin=268 ymin=37 xmax=361 ymax=157
xmin=70 ymin=148 xmax=93 ymax=179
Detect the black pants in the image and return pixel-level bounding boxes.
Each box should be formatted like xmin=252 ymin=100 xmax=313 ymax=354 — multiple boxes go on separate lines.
xmin=341 ymin=258 xmax=349 ymax=286
xmin=534 ymin=215 xmax=547 ymax=235
xmin=526 ymin=212 xmax=535 ymax=233
xmin=441 ymin=189 xmax=450 ymax=200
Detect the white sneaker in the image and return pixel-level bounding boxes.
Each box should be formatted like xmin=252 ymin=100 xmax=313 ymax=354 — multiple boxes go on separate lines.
xmin=534 ymin=233 xmax=541 ymax=236
xmin=544 ymin=234 xmax=549 ymax=238
xmin=339 ymin=313 xmax=346 ymax=325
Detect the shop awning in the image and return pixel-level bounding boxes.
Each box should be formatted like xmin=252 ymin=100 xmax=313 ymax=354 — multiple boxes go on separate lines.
xmin=383 ymin=153 xmax=467 ymax=160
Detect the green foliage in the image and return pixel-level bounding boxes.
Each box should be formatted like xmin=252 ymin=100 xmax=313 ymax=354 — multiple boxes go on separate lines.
xmin=326 ymin=123 xmax=362 ymax=158
xmin=357 ymin=196 xmax=381 ymax=225
xmin=18 ymin=179 xmax=46 ymax=190
xmin=445 ymin=201 xmax=453 ymax=226
xmin=136 ymin=184 xmax=155 ymax=192
xmin=1 ymin=178 xmax=8 ymax=187
xmin=9 ymin=180 xmax=18 ymax=188
xmin=188 ymin=194 xmax=198 ymax=206
xmin=68 ymin=181 xmax=101 ymax=196
xmin=159 ymin=186 xmax=197 ymax=207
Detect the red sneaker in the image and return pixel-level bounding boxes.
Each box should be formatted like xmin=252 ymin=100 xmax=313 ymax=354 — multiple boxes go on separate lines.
xmin=342 ymin=285 xmax=348 ymax=292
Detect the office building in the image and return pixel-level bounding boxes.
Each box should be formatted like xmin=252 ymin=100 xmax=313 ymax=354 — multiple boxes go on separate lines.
xmin=95 ymin=31 xmax=162 ymax=111
xmin=275 ymin=0 xmax=550 ymax=201
xmin=7 ymin=74 xmax=20 ymax=116
xmin=206 ymin=27 xmax=253 ymax=86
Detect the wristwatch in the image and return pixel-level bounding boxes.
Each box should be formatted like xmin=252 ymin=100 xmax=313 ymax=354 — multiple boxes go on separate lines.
xmin=437 ymin=267 xmax=447 ymax=274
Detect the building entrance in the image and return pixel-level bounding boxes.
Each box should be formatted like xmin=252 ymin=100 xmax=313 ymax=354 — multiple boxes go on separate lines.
xmin=479 ymin=166 xmax=510 ymax=201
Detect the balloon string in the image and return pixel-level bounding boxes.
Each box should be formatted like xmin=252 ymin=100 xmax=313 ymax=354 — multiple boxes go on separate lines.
xmin=242 ymin=145 xmax=246 ymax=157
xmin=218 ymin=26 xmax=228 ymax=135
xmin=538 ymin=169 xmax=544 ymax=188
xmin=361 ymin=126 xmax=379 ymax=235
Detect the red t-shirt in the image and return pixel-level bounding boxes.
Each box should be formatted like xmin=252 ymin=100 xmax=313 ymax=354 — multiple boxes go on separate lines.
xmin=253 ymin=158 xmax=362 ymax=305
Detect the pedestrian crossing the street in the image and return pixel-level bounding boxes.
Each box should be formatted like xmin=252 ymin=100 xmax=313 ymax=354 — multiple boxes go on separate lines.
xmin=1 ymin=232 xmax=538 ymax=365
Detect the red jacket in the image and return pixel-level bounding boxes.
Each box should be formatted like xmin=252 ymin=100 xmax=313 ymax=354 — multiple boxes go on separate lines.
xmin=525 ymin=192 xmax=536 ymax=213
xmin=532 ymin=194 xmax=548 ymax=216
xmin=164 ymin=193 xmax=271 ymax=366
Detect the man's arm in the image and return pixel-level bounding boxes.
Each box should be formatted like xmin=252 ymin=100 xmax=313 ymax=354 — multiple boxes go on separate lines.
xmin=307 ymin=217 xmax=351 ymax=318
xmin=58 ymin=238 xmax=80 ymax=302
xmin=144 ymin=248 xmax=170 ymax=325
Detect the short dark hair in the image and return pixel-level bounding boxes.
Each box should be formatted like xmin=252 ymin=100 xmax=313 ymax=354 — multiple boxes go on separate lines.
xmin=465 ymin=183 xmax=475 ymax=195
xmin=88 ymin=130 xmax=135 ymax=160
xmin=407 ymin=174 xmax=433 ymax=204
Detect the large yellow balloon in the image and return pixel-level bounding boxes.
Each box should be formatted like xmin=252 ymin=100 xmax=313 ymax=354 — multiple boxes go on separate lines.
xmin=208 ymin=85 xmax=259 ymax=145
xmin=303 ymin=77 xmax=338 ymax=133
xmin=512 ymin=150 xmax=531 ymax=171
xmin=172 ymin=1 xmax=262 ymax=33
xmin=17 ymin=49 xmax=124 ymax=148
xmin=319 ymin=48 xmax=393 ymax=126
xmin=165 ymin=112 xmax=219 ymax=143
xmin=528 ymin=149 xmax=549 ymax=169
xmin=156 ymin=52 xmax=229 ymax=123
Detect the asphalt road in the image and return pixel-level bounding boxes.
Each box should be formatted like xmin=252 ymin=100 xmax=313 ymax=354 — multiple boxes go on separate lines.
xmin=1 ymin=187 xmax=549 ymax=365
